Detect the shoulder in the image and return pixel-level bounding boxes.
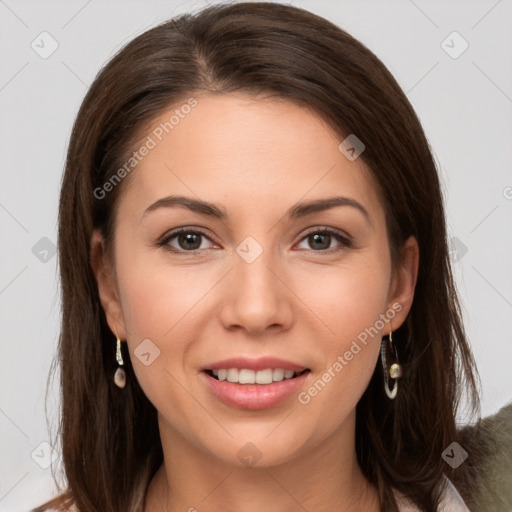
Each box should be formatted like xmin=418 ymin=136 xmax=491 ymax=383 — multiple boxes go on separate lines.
xmin=30 ymin=508 xmax=77 ymax=512
xmin=438 ymin=477 xmax=472 ymax=511
xmin=29 ymin=492 xmax=77 ymax=512
xmin=30 ymin=505 xmax=77 ymax=512
xmin=393 ymin=476 xmax=470 ymax=512
xmin=459 ymin=402 xmax=512 ymax=511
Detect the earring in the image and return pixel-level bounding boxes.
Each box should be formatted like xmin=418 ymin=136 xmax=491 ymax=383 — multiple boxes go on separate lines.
xmin=380 ymin=330 xmax=402 ymax=400
xmin=114 ymin=334 xmax=126 ymax=388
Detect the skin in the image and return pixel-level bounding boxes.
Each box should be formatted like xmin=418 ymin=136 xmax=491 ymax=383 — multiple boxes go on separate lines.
xmin=91 ymin=93 xmax=419 ymax=512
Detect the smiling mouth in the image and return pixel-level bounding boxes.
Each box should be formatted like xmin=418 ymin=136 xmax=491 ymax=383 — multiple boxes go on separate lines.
xmin=204 ymin=368 xmax=310 ymax=385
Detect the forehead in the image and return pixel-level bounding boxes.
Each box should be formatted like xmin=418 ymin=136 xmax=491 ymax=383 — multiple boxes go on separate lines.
xmin=118 ymin=93 xmax=384 ymax=224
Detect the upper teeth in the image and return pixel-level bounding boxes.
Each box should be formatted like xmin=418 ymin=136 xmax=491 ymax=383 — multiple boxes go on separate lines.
xmin=211 ymin=368 xmax=301 ymax=384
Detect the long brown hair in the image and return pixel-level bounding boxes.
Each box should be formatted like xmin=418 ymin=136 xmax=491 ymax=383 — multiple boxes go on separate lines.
xmin=39 ymin=2 xmax=481 ymax=511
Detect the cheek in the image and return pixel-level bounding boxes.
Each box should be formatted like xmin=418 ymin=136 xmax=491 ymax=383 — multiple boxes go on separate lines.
xmin=114 ymin=225 xmax=391 ymax=422
xmin=114 ymin=229 xmax=212 ymax=343
xmin=291 ymin=257 xmax=390 ymax=414
xmin=297 ymin=257 xmax=391 ymax=347
xmin=112 ymin=237 xmax=202 ymax=389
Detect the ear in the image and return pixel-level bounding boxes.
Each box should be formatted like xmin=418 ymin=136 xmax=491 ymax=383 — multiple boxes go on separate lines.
xmin=386 ymin=235 xmax=419 ymax=332
xmin=90 ymin=229 xmax=127 ymax=340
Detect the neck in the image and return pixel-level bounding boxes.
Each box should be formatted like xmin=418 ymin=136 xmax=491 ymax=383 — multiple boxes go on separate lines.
xmin=145 ymin=412 xmax=380 ymax=512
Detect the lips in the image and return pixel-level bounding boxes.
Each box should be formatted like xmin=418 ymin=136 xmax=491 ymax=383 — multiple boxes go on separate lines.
xmin=201 ymin=356 xmax=311 ymax=409
xmin=202 ymin=356 xmax=308 ymax=373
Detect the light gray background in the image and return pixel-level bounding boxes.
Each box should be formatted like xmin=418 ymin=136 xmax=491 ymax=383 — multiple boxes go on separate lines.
xmin=1 ymin=0 xmax=511 ymax=510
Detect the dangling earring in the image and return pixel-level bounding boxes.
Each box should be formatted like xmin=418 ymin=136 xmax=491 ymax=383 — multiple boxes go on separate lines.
xmin=114 ymin=333 xmax=126 ymax=388
xmin=380 ymin=330 xmax=402 ymax=399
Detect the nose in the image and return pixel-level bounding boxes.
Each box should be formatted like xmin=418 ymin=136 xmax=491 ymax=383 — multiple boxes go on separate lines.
xmin=219 ymin=247 xmax=293 ymax=336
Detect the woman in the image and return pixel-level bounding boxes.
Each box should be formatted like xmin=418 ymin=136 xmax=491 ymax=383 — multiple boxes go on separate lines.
xmin=35 ymin=2 xmax=483 ymax=511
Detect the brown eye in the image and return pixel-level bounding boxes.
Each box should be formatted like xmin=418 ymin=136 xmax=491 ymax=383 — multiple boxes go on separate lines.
xmin=307 ymin=233 xmax=331 ymax=250
xmin=297 ymin=229 xmax=352 ymax=252
xmin=175 ymin=232 xmax=203 ymax=250
xmin=159 ymin=228 xmax=214 ymax=253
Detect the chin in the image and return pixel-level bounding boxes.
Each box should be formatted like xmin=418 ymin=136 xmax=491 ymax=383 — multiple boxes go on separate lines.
xmin=201 ymin=427 xmax=313 ymax=469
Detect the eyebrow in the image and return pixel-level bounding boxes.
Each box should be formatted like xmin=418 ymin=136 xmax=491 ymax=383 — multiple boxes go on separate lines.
xmin=142 ymin=194 xmax=371 ymax=224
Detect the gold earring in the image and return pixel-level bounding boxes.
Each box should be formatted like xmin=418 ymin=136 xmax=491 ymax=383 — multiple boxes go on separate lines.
xmin=380 ymin=330 xmax=402 ymax=400
xmin=114 ymin=333 xmax=126 ymax=388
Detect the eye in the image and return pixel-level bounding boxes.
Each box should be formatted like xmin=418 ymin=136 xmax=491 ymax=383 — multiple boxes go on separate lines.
xmin=157 ymin=226 xmax=353 ymax=255
xmin=158 ymin=228 xmax=215 ymax=253
xmin=296 ymin=228 xmax=352 ymax=252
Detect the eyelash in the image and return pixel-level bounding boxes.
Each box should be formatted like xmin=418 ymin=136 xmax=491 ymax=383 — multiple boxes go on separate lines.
xmin=156 ymin=226 xmax=353 ymax=255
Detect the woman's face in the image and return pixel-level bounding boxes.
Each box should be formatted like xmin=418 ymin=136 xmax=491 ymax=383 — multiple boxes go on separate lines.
xmin=92 ymin=93 xmax=417 ymax=468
